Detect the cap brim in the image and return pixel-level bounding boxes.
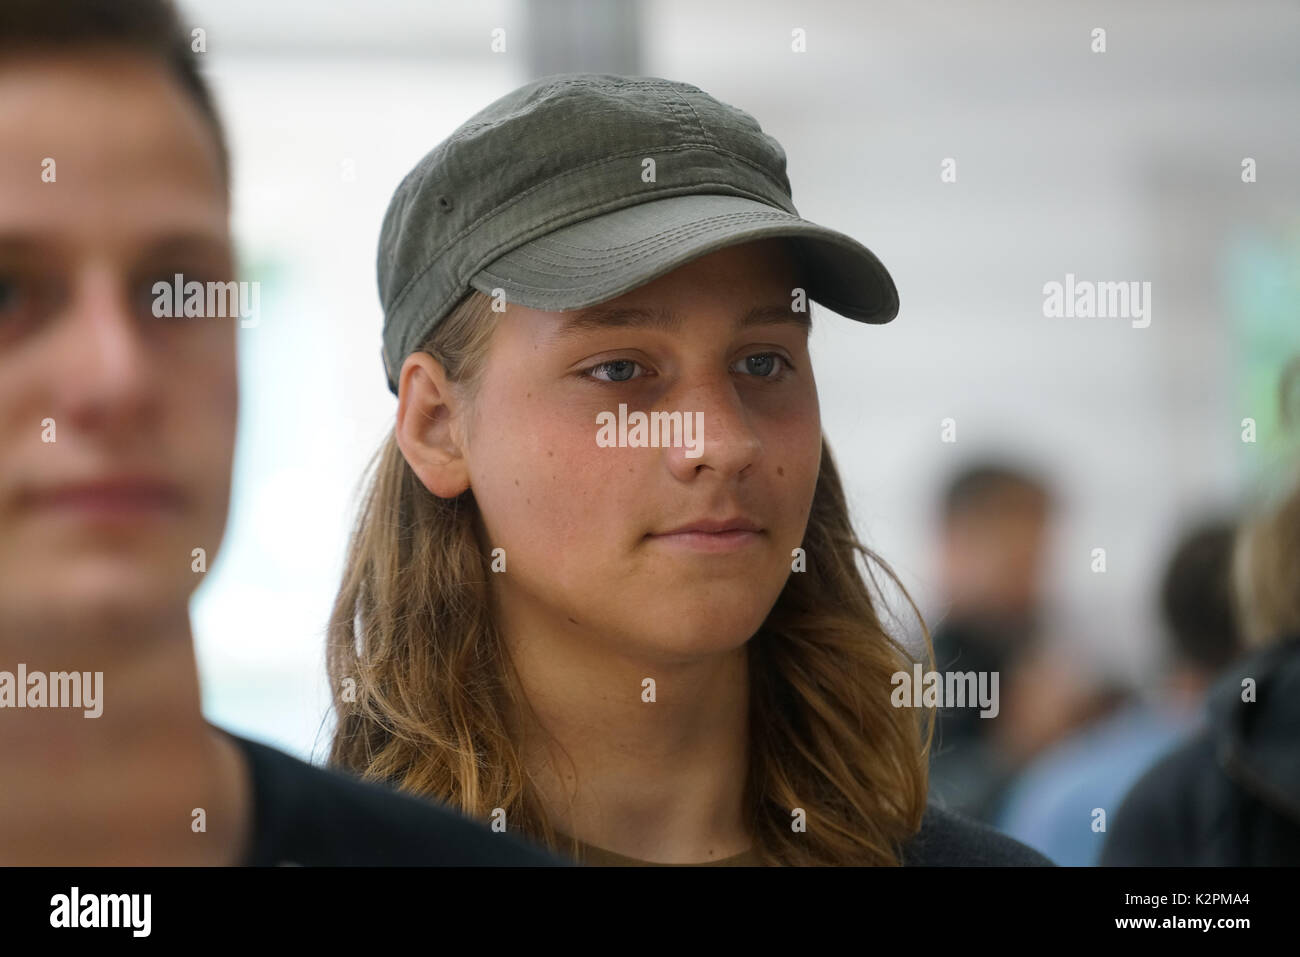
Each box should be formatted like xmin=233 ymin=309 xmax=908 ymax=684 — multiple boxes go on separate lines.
xmin=467 ymin=193 xmax=898 ymax=322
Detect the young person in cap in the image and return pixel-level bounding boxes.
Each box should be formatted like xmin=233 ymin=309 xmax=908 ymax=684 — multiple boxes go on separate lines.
xmin=0 ymin=0 xmax=562 ymax=866
xmin=331 ymin=73 xmax=1051 ymax=865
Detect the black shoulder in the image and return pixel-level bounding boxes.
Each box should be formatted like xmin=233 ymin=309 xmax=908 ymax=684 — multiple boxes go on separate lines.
xmin=1099 ymin=730 xmax=1217 ymax=866
xmin=901 ymin=804 xmax=1055 ymax=866
xmin=228 ymin=731 xmax=570 ymax=866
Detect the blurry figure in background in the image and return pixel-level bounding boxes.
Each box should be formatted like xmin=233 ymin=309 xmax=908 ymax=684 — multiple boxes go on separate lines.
xmin=926 ymin=461 xmax=1122 ymax=821
xmin=993 ymin=519 xmax=1244 ymax=864
xmin=927 ymin=462 xmax=1048 ymax=817
xmin=1101 ymin=463 xmax=1300 ymax=865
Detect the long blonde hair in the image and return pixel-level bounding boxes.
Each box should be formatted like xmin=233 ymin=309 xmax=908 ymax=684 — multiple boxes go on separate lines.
xmin=327 ymin=290 xmax=935 ymax=864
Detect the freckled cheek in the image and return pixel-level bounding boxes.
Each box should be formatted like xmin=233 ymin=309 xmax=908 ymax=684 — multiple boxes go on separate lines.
xmin=765 ymin=394 xmax=819 ymax=457
xmin=764 ymin=408 xmax=821 ymax=526
xmin=471 ymin=419 xmax=638 ymax=556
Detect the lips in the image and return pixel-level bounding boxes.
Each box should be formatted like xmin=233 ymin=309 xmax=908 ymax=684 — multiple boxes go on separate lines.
xmin=653 ymin=516 xmax=763 ymax=536
xmin=22 ymin=477 xmax=187 ymax=514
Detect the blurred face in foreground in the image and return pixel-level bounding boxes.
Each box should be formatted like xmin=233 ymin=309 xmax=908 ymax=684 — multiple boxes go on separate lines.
xmin=0 ymin=50 xmax=237 ymax=634
xmin=399 ymin=238 xmax=823 ymax=662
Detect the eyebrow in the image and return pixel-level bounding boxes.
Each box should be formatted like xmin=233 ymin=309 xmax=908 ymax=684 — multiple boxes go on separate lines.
xmin=0 ymin=232 xmax=231 ymax=261
xmin=551 ymin=302 xmax=811 ymax=340
xmin=139 ymin=234 xmax=232 ymax=261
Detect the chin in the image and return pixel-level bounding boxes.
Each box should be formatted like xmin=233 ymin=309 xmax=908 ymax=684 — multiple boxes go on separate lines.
xmin=645 ymin=608 xmax=768 ymax=658
xmin=10 ymin=560 xmax=193 ymax=629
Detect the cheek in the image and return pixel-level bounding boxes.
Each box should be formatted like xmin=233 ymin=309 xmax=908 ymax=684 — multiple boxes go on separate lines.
xmin=767 ymin=400 xmax=822 ymax=520
xmin=168 ymin=333 xmax=237 ymax=514
xmin=467 ymin=401 xmax=644 ymax=567
xmin=0 ymin=361 xmax=44 ymax=551
xmin=0 ymin=359 xmax=39 ymax=446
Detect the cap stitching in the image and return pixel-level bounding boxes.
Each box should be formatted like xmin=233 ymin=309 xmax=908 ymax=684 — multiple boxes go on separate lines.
xmin=443 ymin=77 xmax=694 ymax=146
xmin=647 ymin=81 xmax=705 ymax=149
xmin=507 ymin=211 xmax=804 ymax=272
xmin=536 ymin=206 xmax=797 ymax=249
xmin=663 ymin=84 xmax=719 ymax=150
xmin=477 ymin=215 xmax=895 ymax=309
xmin=478 ymin=244 xmax=893 ymax=311
xmin=491 ymin=225 xmax=845 ymax=280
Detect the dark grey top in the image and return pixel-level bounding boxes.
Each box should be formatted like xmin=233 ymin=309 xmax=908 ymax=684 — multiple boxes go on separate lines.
xmin=225 ymin=730 xmax=567 ymax=866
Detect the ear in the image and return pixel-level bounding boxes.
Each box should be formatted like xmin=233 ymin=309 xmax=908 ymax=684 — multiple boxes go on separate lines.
xmin=394 ymin=352 xmax=472 ymax=498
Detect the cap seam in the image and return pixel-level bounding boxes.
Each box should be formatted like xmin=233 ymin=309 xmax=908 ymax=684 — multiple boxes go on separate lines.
xmin=498 ymin=210 xmax=803 ymax=271
xmin=478 ymin=227 xmax=891 ymax=302
xmin=480 ymin=227 xmax=895 ymax=313
xmin=656 ymin=82 xmax=719 ymax=151
xmin=473 ymin=268 xmax=892 ymax=318
xmin=535 ymin=207 xmax=799 ymax=251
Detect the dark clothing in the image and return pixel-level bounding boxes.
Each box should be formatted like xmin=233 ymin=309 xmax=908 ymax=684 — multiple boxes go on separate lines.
xmin=561 ymin=803 xmax=1053 ymax=865
xmin=1100 ymin=633 xmax=1300 ymax=865
xmin=224 ymin=728 xmax=1050 ymax=866
xmin=903 ymin=803 xmax=1054 ymax=866
xmin=223 ymin=729 xmax=567 ymax=866
xmin=928 ymin=616 xmax=1039 ymax=821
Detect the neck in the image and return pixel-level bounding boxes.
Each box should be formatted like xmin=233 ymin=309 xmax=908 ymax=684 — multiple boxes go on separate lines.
xmin=499 ymin=596 xmax=753 ymax=864
xmin=0 ymin=606 xmax=250 ymax=865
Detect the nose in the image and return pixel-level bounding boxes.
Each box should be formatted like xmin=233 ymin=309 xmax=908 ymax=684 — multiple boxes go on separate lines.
xmin=661 ymin=370 xmax=762 ymax=482
xmin=50 ymin=264 xmax=161 ymax=440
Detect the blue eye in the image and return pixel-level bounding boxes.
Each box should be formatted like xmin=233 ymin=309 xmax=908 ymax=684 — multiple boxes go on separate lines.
xmin=581 ymin=353 xmax=793 ymax=384
xmin=584 ymin=359 xmax=644 ymax=383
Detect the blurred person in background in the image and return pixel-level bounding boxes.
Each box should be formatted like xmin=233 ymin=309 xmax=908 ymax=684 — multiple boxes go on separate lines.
xmin=0 ymin=0 xmax=560 ymax=866
xmin=1100 ymin=443 xmax=1300 ymax=865
xmin=926 ymin=461 xmax=1110 ymax=820
xmin=993 ymin=518 xmax=1244 ymax=864
xmin=927 ymin=461 xmax=1132 ymax=823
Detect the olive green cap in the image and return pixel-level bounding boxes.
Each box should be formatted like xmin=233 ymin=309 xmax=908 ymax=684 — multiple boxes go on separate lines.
xmin=378 ymin=72 xmax=898 ymax=394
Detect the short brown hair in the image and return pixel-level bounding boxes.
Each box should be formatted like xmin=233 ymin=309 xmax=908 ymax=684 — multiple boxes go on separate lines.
xmin=0 ymin=0 xmax=229 ymax=188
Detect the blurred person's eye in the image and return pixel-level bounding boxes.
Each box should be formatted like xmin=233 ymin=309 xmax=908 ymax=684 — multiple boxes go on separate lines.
xmin=0 ymin=271 xmax=62 ymax=345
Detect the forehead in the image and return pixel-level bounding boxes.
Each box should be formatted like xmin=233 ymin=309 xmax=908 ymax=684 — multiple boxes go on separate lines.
xmin=0 ymin=50 xmax=228 ymax=249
